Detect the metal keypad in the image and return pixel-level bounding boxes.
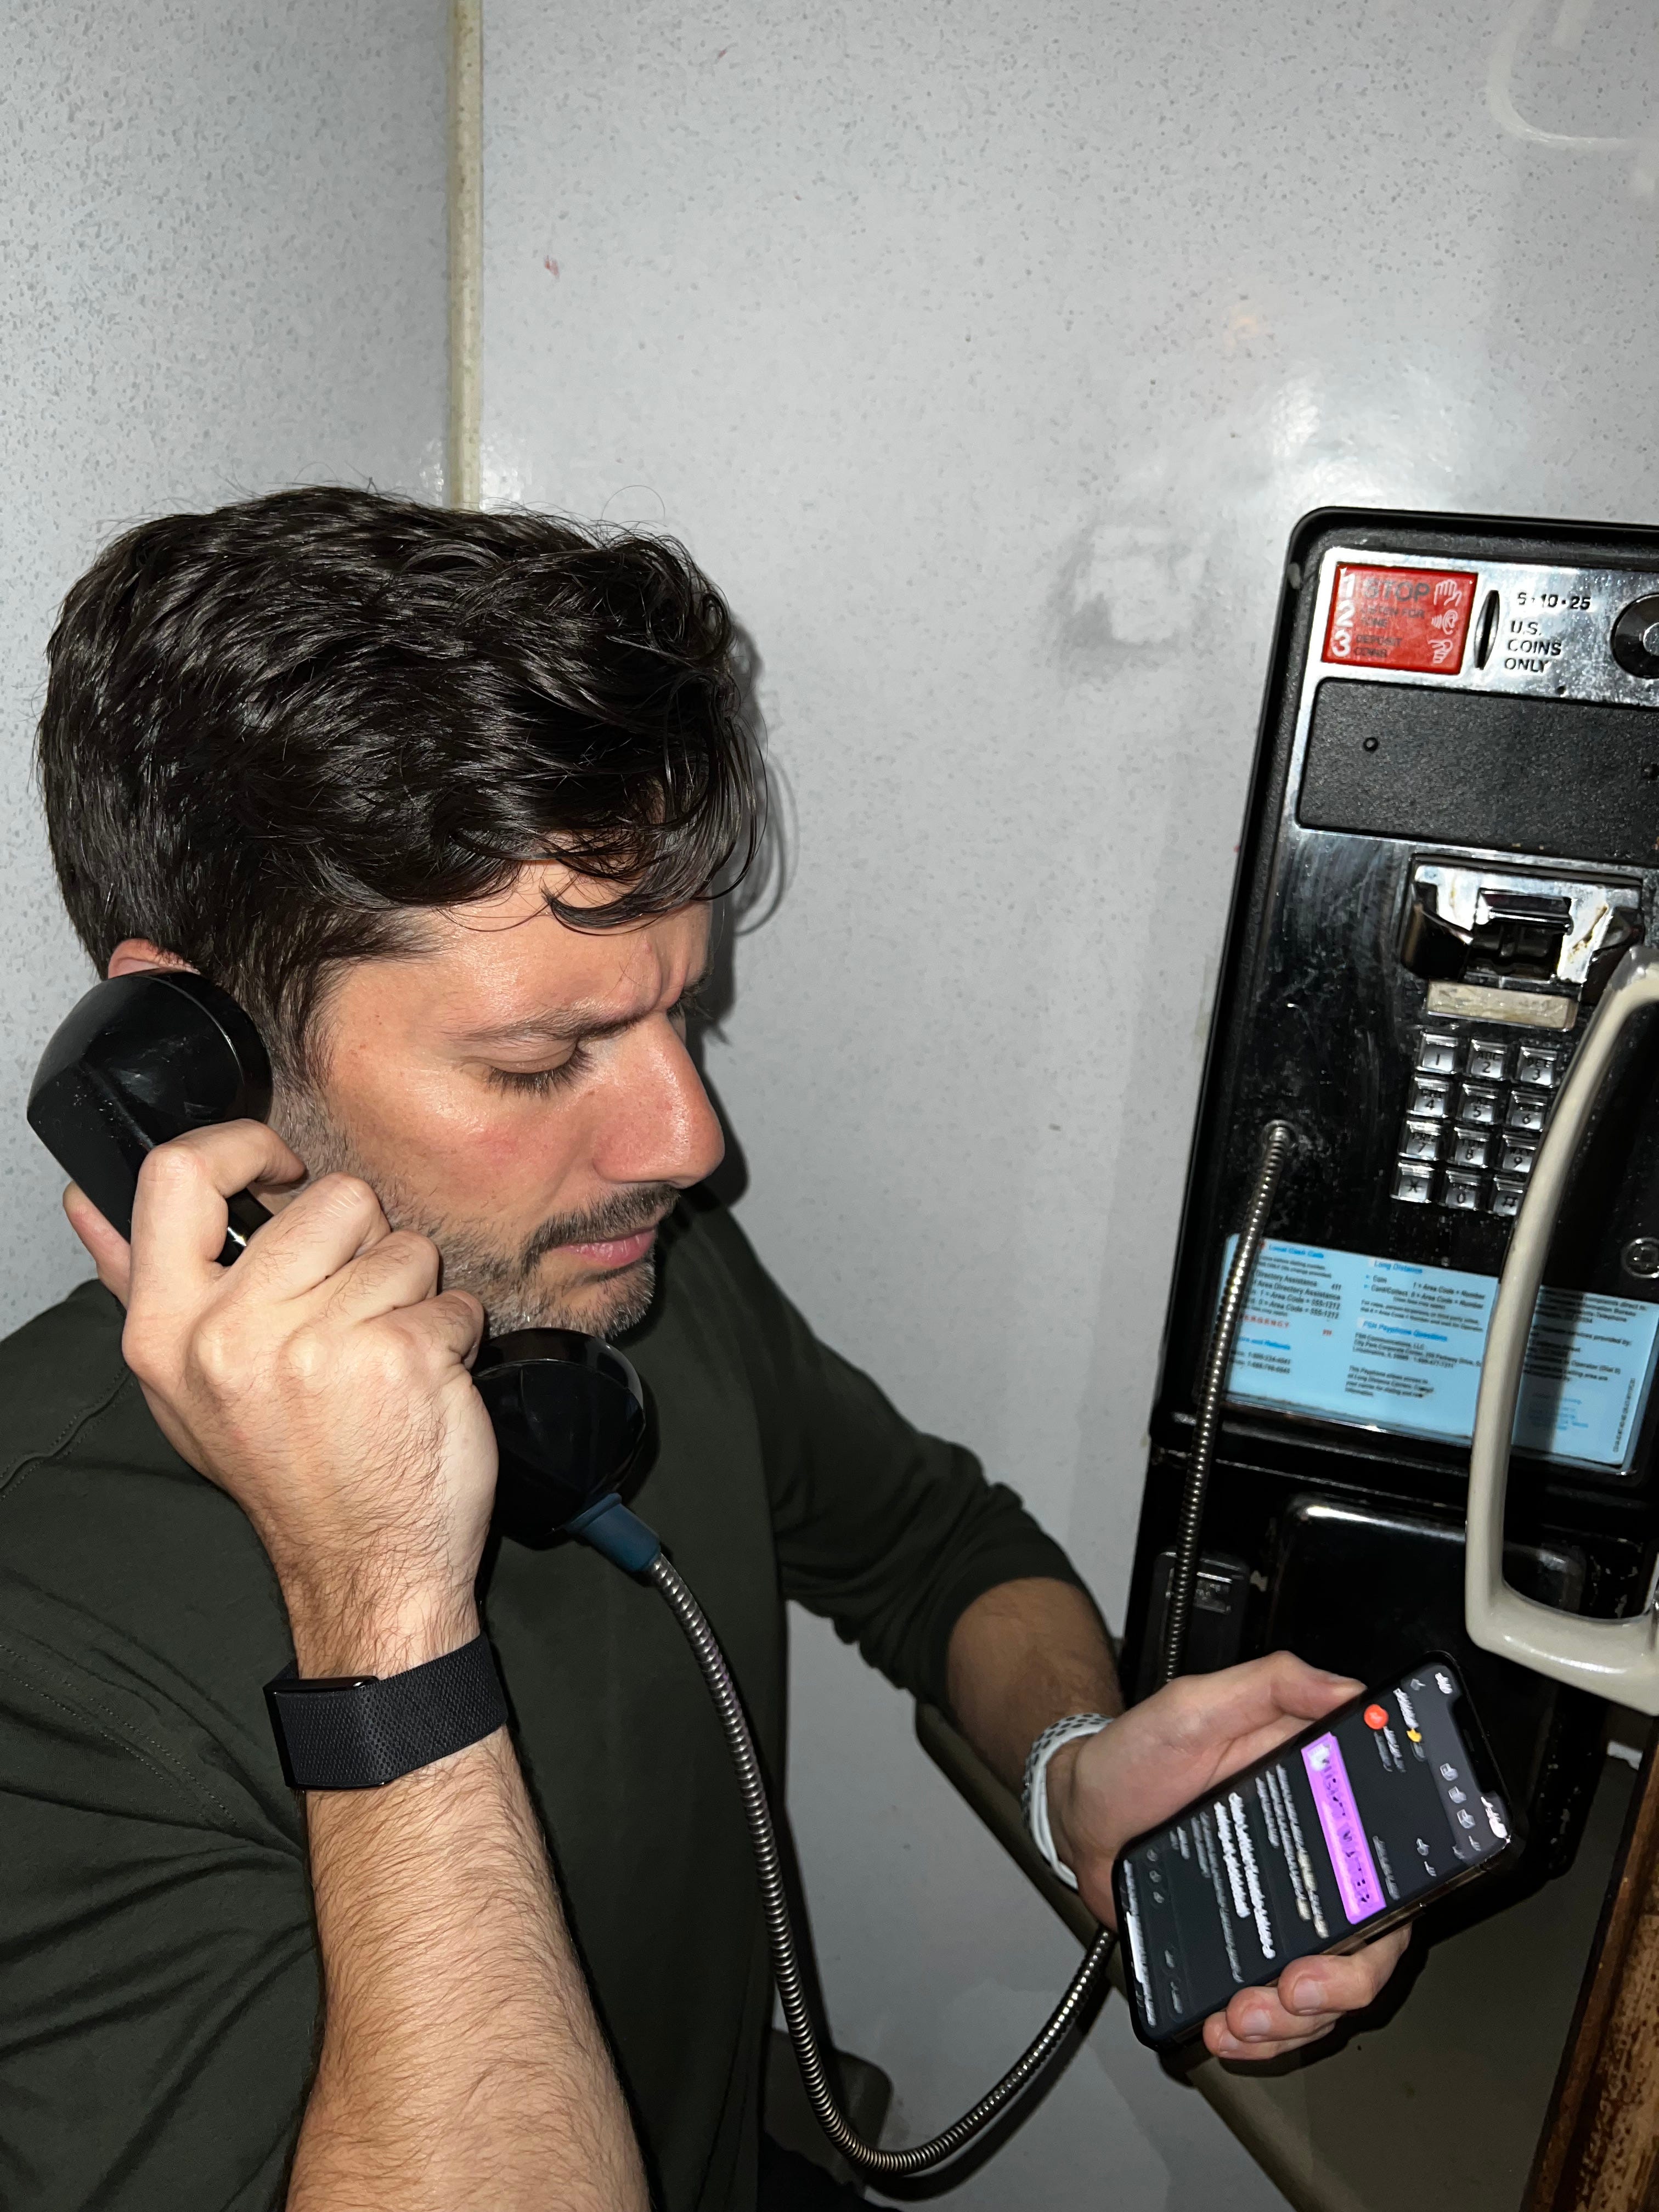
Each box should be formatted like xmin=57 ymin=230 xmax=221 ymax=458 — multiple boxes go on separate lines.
xmin=1401 ymin=1118 xmax=1443 ymax=1161
xmin=1500 ymin=1135 xmax=1539 ymax=1177
xmin=1393 ymin=1160 xmax=1435 ymax=1204
xmin=1392 ymin=1028 xmax=1568 ymax=1214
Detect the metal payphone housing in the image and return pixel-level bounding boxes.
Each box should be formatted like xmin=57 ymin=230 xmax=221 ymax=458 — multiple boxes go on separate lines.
xmin=1121 ymin=510 xmax=1659 ymax=1881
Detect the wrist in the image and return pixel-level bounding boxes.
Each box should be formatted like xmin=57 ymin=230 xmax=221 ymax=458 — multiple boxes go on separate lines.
xmin=1045 ymin=1735 xmax=1089 ymax=1873
xmin=284 ymin=1581 xmax=481 ymax=1678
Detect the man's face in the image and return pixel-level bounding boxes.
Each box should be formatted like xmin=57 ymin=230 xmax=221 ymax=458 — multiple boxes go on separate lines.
xmin=273 ymin=868 xmax=724 ymax=1336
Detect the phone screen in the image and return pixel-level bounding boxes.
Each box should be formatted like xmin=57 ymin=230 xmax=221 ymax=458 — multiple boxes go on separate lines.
xmin=1114 ymin=1656 xmax=1514 ymax=2046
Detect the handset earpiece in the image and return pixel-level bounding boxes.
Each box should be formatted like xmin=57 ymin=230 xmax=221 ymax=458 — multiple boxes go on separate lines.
xmin=28 ymin=972 xmax=274 ymax=1262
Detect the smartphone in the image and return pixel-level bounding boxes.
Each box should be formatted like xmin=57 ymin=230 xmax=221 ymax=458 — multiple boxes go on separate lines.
xmin=1111 ymin=1653 xmax=1521 ymax=2048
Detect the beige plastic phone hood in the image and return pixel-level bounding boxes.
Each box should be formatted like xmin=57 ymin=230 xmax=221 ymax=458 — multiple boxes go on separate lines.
xmin=1466 ymin=945 xmax=1659 ymax=1714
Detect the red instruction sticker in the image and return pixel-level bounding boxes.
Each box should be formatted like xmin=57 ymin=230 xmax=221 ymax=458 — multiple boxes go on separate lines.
xmin=1323 ymin=564 xmax=1477 ymax=674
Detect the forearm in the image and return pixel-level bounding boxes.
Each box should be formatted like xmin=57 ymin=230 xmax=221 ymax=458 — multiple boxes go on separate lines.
xmin=944 ymin=1576 xmax=1121 ymax=1793
xmin=287 ymin=1607 xmax=646 ymax=2212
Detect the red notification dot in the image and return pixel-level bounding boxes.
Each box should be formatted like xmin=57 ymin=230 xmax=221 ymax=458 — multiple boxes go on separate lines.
xmin=1364 ymin=1703 xmax=1389 ymax=1730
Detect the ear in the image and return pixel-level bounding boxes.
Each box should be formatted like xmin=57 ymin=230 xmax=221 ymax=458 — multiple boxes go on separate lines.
xmin=106 ymin=939 xmax=196 ymax=981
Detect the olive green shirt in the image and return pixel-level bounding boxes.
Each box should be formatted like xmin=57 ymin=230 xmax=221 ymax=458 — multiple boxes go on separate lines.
xmin=0 ymin=1195 xmax=1079 ymax=2211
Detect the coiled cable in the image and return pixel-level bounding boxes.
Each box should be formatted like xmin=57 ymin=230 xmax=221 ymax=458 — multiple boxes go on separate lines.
xmin=651 ymin=1554 xmax=1114 ymax=2179
xmin=1159 ymin=1119 xmax=1295 ymax=1687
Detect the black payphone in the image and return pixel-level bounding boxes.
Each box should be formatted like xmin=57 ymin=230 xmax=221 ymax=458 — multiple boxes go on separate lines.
xmin=1121 ymin=510 xmax=1659 ymax=1883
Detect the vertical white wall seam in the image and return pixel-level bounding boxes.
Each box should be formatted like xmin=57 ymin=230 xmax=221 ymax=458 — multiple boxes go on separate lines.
xmin=447 ymin=0 xmax=483 ymax=509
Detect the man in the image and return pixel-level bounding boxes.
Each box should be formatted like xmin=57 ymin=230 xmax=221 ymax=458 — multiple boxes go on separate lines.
xmin=0 ymin=490 xmax=1404 ymax=2212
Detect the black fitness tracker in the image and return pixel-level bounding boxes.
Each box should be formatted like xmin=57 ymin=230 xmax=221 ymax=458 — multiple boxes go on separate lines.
xmin=264 ymin=1632 xmax=510 ymax=1791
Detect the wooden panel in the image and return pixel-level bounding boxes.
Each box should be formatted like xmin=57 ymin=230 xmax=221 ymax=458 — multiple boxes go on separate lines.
xmin=1528 ymin=1739 xmax=1659 ymax=2212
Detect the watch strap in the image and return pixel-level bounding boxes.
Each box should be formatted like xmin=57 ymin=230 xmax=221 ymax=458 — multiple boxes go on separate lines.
xmin=264 ymin=1632 xmax=509 ymax=1791
xmin=1022 ymin=1712 xmax=1113 ymax=1890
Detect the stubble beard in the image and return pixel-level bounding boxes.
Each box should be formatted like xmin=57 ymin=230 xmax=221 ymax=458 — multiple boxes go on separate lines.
xmin=273 ymin=1084 xmax=672 ymax=1339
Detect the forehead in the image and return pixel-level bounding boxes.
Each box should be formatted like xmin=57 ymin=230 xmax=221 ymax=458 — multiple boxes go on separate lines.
xmin=330 ymin=867 xmax=712 ymax=1039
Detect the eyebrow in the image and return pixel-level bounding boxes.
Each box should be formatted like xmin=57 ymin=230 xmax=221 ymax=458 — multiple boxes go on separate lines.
xmin=456 ymin=966 xmax=713 ymax=1051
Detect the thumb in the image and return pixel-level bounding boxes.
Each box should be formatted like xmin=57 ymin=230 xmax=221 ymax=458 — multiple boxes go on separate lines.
xmin=64 ymin=1184 xmax=133 ymax=1306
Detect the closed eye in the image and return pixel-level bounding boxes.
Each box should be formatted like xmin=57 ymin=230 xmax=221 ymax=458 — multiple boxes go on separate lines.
xmin=486 ymin=1045 xmax=591 ymax=1097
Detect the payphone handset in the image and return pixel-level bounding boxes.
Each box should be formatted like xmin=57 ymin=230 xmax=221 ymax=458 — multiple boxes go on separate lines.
xmin=1468 ymin=945 xmax=1659 ymax=1712
xmin=27 ymin=968 xmax=1110 ymax=2183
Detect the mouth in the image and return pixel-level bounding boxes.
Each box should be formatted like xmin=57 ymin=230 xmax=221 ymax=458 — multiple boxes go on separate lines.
xmin=557 ymin=1216 xmax=667 ymax=1272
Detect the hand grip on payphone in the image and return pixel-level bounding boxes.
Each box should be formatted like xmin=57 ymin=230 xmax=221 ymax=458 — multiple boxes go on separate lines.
xmin=1466 ymin=946 xmax=1659 ymax=1713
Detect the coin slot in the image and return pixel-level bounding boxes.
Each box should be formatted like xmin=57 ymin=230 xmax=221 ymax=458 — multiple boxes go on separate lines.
xmin=1474 ymin=588 xmax=1499 ymax=669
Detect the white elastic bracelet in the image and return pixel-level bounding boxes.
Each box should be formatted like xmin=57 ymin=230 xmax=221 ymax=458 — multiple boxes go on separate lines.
xmin=1021 ymin=1713 xmax=1113 ymax=1890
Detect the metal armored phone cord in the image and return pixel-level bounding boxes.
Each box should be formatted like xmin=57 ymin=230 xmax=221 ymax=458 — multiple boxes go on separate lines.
xmin=651 ymin=1555 xmax=1116 ymax=2179
xmin=1159 ymin=1119 xmax=1295 ymax=1689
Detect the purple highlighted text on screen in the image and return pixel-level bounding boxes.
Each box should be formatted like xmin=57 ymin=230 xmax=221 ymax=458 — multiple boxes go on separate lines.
xmin=1301 ymin=1733 xmax=1384 ymax=1925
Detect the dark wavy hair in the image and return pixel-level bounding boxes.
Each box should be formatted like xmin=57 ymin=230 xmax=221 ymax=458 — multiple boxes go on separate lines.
xmin=37 ymin=487 xmax=761 ymax=1073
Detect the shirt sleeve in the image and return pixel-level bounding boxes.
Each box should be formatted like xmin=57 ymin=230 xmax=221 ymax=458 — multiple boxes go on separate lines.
xmin=0 ymin=1611 xmax=318 ymax=2212
xmin=698 ymin=1204 xmax=1086 ymax=1709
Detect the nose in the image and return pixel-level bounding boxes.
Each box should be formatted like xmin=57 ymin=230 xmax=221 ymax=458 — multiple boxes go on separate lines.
xmin=592 ymin=1019 xmax=725 ymax=1189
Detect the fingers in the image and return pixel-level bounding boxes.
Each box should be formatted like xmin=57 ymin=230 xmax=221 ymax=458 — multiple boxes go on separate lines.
xmin=1163 ymin=1651 xmax=1361 ymax=1751
xmin=1277 ymin=1926 xmax=1409 ymax=2019
xmin=323 ymin=1229 xmax=443 ymax=1321
xmin=199 ymin=1170 xmax=392 ymax=1298
xmin=409 ymin=1289 xmax=487 ymax=1368
xmin=64 ymin=1184 xmax=132 ymax=1305
xmin=326 ymin=1240 xmax=483 ymax=1359
xmin=127 ymin=1123 xmax=308 ymax=1298
xmin=1205 ymin=1925 xmax=1411 ymax=2063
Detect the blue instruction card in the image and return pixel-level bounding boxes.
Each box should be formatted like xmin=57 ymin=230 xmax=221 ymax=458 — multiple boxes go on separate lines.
xmin=1221 ymin=1239 xmax=1659 ymax=1471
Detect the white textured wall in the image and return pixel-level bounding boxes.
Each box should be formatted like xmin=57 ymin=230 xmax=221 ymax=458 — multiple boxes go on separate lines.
xmin=482 ymin=4 xmax=1659 ymax=2202
xmin=0 ymin=0 xmax=448 ymax=1332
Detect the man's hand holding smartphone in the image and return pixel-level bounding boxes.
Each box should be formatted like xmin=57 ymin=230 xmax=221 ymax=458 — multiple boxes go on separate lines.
xmin=1046 ymin=1654 xmax=1412 ymax=2061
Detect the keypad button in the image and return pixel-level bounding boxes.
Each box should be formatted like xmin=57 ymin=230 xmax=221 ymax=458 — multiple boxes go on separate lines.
xmin=1409 ymin=1076 xmax=1453 ymax=1119
xmin=1500 ymin=1135 xmax=1539 ymax=1176
xmin=1393 ymin=1160 xmax=1435 ymax=1204
xmin=1516 ymin=1047 xmax=1561 ymax=1088
xmin=1449 ymin=1127 xmax=1491 ymax=1169
xmin=1458 ymin=1084 xmax=1502 ymax=1127
xmin=1401 ymin=1118 xmax=1444 ymax=1162
xmin=1505 ymin=1091 xmax=1548 ymax=1134
xmin=1417 ymin=1033 xmax=1461 ymax=1075
xmin=1466 ymin=1040 xmax=1510 ymax=1082
xmin=1492 ymin=1177 xmax=1526 ymax=1218
xmin=1442 ymin=1170 xmax=1486 ymax=1212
